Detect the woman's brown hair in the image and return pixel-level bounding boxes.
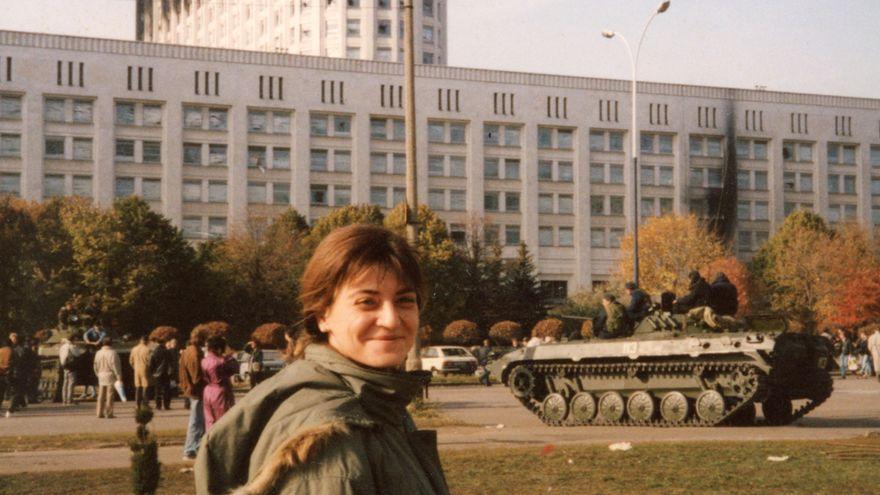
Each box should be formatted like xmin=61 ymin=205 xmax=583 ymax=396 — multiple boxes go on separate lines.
xmin=291 ymin=224 xmax=423 ymax=359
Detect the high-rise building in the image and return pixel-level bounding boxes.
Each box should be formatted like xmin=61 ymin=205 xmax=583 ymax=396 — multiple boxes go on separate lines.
xmin=136 ymin=0 xmax=447 ymax=64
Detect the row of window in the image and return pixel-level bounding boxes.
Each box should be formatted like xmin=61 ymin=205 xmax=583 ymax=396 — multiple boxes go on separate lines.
xmin=737 ymin=201 xmax=770 ymax=221
xmin=590 ymin=227 xmax=624 ymax=248
xmin=310 ymin=184 xmax=351 ymax=207
xmin=182 ymin=216 xmax=226 ymax=239
xmin=247 ymin=181 xmax=291 ymax=205
xmin=538 ymin=226 xmax=574 ymax=247
xmin=737 ymin=230 xmax=769 ymax=253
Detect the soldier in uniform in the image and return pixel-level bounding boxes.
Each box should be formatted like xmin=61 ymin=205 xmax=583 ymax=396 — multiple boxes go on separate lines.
xmin=598 ymin=293 xmax=630 ymax=339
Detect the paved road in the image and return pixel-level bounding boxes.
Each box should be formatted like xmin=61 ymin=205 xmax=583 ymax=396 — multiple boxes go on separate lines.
xmin=430 ymin=376 xmax=880 ymax=447
xmin=0 ymin=377 xmax=877 ymax=474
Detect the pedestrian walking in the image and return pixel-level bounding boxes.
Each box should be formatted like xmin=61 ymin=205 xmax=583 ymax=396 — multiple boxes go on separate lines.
xmin=201 ymin=336 xmax=237 ymax=431
xmin=196 ymin=224 xmax=449 ymax=495
xmin=93 ymin=338 xmax=122 ymax=418
xmin=0 ymin=336 xmax=14 ymax=414
xmin=59 ymin=338 xmax=83 ymax=405
xmin=149 ymin=338 xmax=175 ymax=410
xmin=179 ymin=334 xmax=206 ymax=460
xmin=129 ymin=335 xmax=152 ymax=408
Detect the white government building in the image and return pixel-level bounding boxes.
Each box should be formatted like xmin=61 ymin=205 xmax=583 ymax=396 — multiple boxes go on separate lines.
xmin=0 ymin=0 xmax=879 ymax=298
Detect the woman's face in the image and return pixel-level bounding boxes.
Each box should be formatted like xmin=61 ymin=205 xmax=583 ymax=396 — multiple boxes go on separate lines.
xmin=318 ymin=267 xmax=419 ymax=369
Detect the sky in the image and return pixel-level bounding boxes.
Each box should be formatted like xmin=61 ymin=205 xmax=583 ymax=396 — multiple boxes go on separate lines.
xmin=0 ymin=0 xmax=877 ymax=99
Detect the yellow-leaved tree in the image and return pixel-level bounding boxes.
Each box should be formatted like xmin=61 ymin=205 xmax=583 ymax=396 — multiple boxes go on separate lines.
xmin=616 ymin=214 xmax=726 ymax=296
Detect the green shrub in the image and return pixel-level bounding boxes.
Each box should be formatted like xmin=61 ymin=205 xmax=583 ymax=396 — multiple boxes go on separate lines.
xmin=130 ymin=406 xmax=160 ymax=495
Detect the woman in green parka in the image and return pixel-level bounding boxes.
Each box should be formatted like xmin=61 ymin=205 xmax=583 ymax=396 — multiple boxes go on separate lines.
xmin=195 ymin=224 xmax=449 ymax=495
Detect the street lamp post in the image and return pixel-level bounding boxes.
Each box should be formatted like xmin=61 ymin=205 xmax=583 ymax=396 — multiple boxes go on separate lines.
xmin=602 ymin=0 xmax=670 ymax=287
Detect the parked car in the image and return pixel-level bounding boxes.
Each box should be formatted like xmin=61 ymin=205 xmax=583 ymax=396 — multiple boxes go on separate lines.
xmin=233 ymin=349 xmax=286 ymax=385
xmin=420 ymin=346 xmax=478 ymax=376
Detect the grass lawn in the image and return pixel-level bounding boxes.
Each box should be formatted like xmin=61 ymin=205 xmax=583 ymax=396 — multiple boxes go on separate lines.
xmin=0 ymin=401 xmax=465 ymax=452
xmin=1 ymin=437 xmax=878 ymax=494
xmin=0 ymin=429 xmax=187 ymax=453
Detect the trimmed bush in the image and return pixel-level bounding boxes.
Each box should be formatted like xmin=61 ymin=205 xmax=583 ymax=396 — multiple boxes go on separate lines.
xmin=251 ymin=322 xmax=290 ymax=349
xmin=191 ymin=321 xmax=230 ymax=344
xmin=443 ymin=320 xmax=481 ymax=346
xmin=532 ymin=318 xmax=564 ymax=340
xmin=148 ymin=326 xmax=178 ymax=343
xmin=489 ymin=321 xmax=523 ymax=345
xmin=130 ymin=406 xmax=160 ymax=495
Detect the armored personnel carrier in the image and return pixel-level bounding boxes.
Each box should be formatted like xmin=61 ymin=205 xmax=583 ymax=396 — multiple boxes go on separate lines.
xmin=489 ymin=311 xmax=833 ymax=426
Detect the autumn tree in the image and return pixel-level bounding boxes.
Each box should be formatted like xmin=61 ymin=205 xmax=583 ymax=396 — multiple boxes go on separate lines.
xmin=301 ymin=204 xmax=384 ymax=256
xmin=204 ymin=208 xmax=309 ymax=344
xmin=616 ymin=214 xmax=726 ymax=296
xmin=0 ymin=198 xmax=38 ymax=338
xmin=823 ymin=267 xmax=880 ymax=327
xmin=384 ymin=203 xmax=466 ymax=333
xmin=63 ymin=197 xmax=204 ymax=336
xmin=751 ymin=212 xmax=879 ymax=328
xmin=501 ymin=242 xmax=549 ymax=329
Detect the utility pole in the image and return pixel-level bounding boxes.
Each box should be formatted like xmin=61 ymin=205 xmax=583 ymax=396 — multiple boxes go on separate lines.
xmin=403 ymin=0 xmax=422 ymax=372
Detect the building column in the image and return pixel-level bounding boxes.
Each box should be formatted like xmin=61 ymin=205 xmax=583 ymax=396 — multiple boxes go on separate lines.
xmin=351 ymin=112 xmax=371 ymax=204
xmin=573 ymin=124 xmax=591 ymax=290
xmin=815 ymin=139 xmax=828 ymax=221
xmin=93 ymin=95 xmax=115 ymax=207
xmin=466 ymin=119 xmax=484 ymax=227
xmin=767 ymin=137 xmax=784 ymax=232
xmin=292 ymin=109 xmax=311 ymax=219
xmin=416 ymin=112 xmax=429 ymax=205
xmin=521 ymin=122 xmax=539 ymax=255
xmin=162 ymin=102 xmax=182 ymax=225
xmin=859 ymin=142 xmax=873 ymax=233
xmin=227 ymin=104 xmax=248 ymax=233
xmin=20 ymin=91 xmax=43 ymax=202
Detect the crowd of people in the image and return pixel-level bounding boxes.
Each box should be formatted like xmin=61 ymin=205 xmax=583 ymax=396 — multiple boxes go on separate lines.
xmin=823 ymin=326 xmax=880 ymax=381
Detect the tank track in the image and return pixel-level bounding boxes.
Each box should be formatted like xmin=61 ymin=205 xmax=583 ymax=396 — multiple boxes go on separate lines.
xmin=755 ymin=372 xmax=833 ymax=427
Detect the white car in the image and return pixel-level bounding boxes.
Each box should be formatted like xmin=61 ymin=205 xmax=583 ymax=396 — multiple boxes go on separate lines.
xmin=420 ymin=346 xmax=478 ymax=376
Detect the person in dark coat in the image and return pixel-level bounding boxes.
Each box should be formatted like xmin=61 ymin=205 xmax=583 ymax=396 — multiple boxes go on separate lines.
xmin=709 ymin=273 xmax=738 ymax=316
xmin=8 ymin=333 xmax=28 ymax=411
xmin=624 ymin=282 xmax=651 ymax=322
xmin=24 ymin=339 xmax=42 ymax=404
xmin=674 ymin=270 xmax=711 ymax=313
xmin=149 ymin=338 xmax=175 ymax=410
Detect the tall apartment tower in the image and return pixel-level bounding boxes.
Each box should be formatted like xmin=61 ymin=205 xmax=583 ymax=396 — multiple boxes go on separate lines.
xmin=135 ymin=0 xmax=447 ymax=65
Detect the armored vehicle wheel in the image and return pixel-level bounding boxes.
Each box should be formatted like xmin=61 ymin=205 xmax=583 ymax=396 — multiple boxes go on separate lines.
xmin=762 ymin=392 xmax=793 ymax=425
xmin=728 ymin=402 xmax=756 ymax=426
xmin=569 ymin=392 xmax=597 ymax=424
xmin=695 ymin=390 xmax=726 ymax=423
xmin=626 ymin=391 xmax=656 ymax=422
xmin=660 ymin=391 xmax=690 ymax=423
xmin=597 ymin=391 xmax=625 ymax=422
xmin=542 ymin=393 xmax=568 ymax=423
xmin=509 ymin=366 xmax=535 ymax=399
